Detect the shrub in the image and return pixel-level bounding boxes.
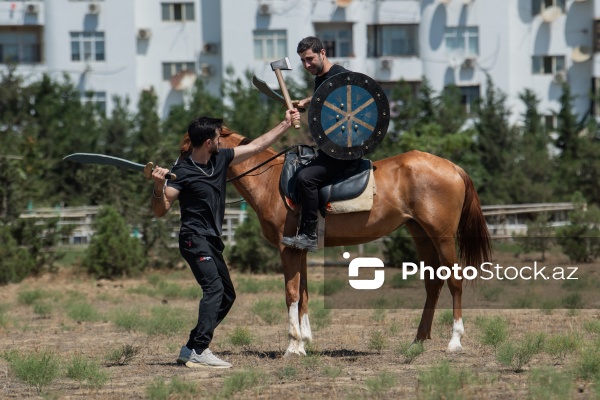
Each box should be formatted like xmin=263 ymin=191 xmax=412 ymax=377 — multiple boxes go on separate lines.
xmin=368 ymin=331 xmax=386 ymax=353
xmin=251 ymin=299 xmax=284 ymax=325
xmin=82 ymin=205 xmax=145 ymax=279
xmin=418 ymin=361 xmax=474 ymax=400
xmin=544 ymin=332 xmax=581 ymax=363
xmin=4 ymin=350 xmax=61 ymax=394
xmin=556 ymin=193 xmax=600 ymax=263
xmin=365 ymin=372 xmax=396 ymax=396
xmin=383 ymin=226 xmax=417 ymax=268
xmin=496 ymin=333 xmax=544 ymax=372
xmin=146 ymin=377 xmax=199 ymax=400
xmin=475 ymin=316 xmax=509 ymax=353
xmin=220 ymin=369 xmax=266 ymax=398
xmin=229 ymin=326 xmax=254 ymax=348
xmin=66 ymin=354 xmax=109 ymax=389
xmin=0 ymin=224 xmax=34 ymax=285
xmin=396 ymin=341 xmax=424 ymax=364
xmin=528 ymin=367 xmax=573 ymax=400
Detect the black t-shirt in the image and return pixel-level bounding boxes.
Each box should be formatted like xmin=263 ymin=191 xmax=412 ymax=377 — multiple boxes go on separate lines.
xmin=314 ymin=64 xmax=348 ymax=91
xmin=167 ymin=148 xmax=234 ymax=237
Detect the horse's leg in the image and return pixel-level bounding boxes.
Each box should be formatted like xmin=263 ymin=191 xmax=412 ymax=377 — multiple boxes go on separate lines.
xmin=437 ymin=239 xmax=465 ymax=352
xmin=406 ymin=221 xmax=445 ymax=342
xmin=298 ymin=251 xmax=312 ymax=354
xmin=280 ymin=246 xmax=305 ymax=356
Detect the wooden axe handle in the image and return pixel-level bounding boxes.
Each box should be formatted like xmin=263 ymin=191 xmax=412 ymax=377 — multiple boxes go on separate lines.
xmin=274 ymin=69 xmax=300 ymax=129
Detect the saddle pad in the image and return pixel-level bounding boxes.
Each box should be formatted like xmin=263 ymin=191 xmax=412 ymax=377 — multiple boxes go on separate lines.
xmin=325 ymin=169 xmax=375 ymax=214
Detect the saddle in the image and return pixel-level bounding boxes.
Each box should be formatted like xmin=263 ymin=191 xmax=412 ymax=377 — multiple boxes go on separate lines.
xmin=279 ymin=145 xmax=375 ymax=216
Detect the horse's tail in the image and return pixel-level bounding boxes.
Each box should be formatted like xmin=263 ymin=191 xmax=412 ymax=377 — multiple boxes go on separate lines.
xmin=455 ymin=166 xmax=492 ymax=269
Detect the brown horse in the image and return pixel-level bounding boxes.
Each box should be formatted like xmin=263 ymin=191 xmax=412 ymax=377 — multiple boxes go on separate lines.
xmin=180 ymin=128 xmax=492 ymax=356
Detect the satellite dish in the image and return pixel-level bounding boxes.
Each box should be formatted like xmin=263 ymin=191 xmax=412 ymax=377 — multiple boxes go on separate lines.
xmin=170 ymin=70 xmax=197 ymax=91
xmin=572 ymin=46 xmax=591 ymax=63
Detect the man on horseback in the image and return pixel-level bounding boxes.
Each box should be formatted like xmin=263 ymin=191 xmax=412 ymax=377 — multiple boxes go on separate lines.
xmin=281 ymin=36 xmax=361 ymax=252
xmin=150 ymin=109 xmax=299 ymax=368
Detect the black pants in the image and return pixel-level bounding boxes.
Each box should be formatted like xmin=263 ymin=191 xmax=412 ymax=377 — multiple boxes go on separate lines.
xmin=179 ymin=234 xmax=236 ymax=353
xmin=296 ymin=150 xmax=360 ymax=221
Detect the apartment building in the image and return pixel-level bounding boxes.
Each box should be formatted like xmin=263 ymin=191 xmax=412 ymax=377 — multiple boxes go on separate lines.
xmin=0 ymin=0 xmax=596 ymax=126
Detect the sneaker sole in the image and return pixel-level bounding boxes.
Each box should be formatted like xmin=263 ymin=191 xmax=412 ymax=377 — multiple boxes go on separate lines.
xmin=176 ymin=358 xmax=189 ymax=365
xmin=185 ymin=361 xmax=231 ymax=369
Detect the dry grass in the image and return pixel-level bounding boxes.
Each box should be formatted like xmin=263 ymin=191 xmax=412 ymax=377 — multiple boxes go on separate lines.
xmin=0 ymin=254 xmax=599 ymax=399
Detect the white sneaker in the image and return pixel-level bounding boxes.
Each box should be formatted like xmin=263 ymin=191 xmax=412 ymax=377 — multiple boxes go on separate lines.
xmin=177 ymin=345 xmax=192 ymax=365
xmin=185 ymin=348 xmax=232 ymax=369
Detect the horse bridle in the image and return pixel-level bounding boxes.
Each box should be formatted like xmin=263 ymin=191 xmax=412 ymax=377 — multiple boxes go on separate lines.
xmin=225 ymin=144 xmax=306 ymax=183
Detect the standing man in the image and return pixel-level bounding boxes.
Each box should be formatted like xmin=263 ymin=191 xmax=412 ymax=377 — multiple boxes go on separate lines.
xmin=282 ymin=36 xmax=360 ymax=252
xmin=151 ymin=109 xmax=300 ymax=368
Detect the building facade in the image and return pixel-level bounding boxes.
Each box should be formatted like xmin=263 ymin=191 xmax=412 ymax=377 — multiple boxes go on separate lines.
xmin=0 ymin=0 xmax=596 ymax=125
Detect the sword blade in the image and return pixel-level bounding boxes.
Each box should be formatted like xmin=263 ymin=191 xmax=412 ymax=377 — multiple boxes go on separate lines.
xmin=63 ymin=153 xmax=176 ymax=180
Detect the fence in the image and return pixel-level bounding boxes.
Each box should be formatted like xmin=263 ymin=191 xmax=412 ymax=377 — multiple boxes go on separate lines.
xmin=19 ymin=204 xmax=248 ymax=246
xmin=18 ymin=202 xmax=577 ymax=246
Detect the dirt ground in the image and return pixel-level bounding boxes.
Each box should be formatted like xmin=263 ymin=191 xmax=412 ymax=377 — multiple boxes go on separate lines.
xmin=1 ymin=251 xmax=599 ymax=399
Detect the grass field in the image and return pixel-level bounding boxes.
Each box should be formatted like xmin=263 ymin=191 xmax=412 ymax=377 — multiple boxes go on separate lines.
xmin=1 ymin=251 xmax=600 ymax=399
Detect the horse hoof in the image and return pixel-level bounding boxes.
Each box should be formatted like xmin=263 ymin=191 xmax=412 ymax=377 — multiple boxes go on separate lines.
xmin=447 ymin=342 xmax=463 ymax=352
xmin=283 ymin=350 xmax=304 ymax=358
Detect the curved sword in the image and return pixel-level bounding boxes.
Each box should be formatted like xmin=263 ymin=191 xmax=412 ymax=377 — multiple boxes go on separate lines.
xmin=63 ymin=153 xmax=176 ymax=181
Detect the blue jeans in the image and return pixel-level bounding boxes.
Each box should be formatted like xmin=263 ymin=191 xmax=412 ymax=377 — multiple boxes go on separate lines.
xmin=178 ymin=234 xmax=236 ymax=352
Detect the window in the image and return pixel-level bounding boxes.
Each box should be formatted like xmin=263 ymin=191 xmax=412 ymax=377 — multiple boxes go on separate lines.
xmin=532 ymin=56 xmax=565 ymax=74
xmin=544 ymin=115 xmax=557 ymax=131
xmin=82 ymin=91 xmax=106 ymax=114
xmin=161 ymin=3 xmax=195 ymax=22
xmin=253 ymin=30 xmax=287 ymax=61
xmin=162 ymin=62 xmax=195 ymax=80
xmin=532 ymin=0 xmax=566 ymax=16
xmin=0 ymin=27 xmax=42 ymax=63
xmin=444 ymin=27 xmax=479 ymax=57
xmin=70 ymin=32 xmax=105 ymax=62
xmin=315 ymin=23 xmax=353 ymax=58
xmin=367 ymin=25 xmax=418 ymax=57
xmin=458 ymin=85 xmax=480 ymax=114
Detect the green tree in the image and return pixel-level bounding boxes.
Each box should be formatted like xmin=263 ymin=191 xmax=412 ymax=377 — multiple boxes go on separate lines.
xmin=512 ymin=89 xmax=553 ymax=203
xmin=383 ymin=226 xmax=418 ymax=267
xmin=520 ymin=213 xmax=555 ymax=261
xmin=473 ymin=74 xmax=521 ymax=205
xmin=556 ymin=192 xmax=600 ymax=263
xmin=83 ymin=206 xmax=145 ymax=278
xmin=10 ymin=217 xmax=70 ymax=275
xmin=0 ymin=224 xmax=34 ymax=285
xmin=227 ymin=208 xmax=280 ymax=273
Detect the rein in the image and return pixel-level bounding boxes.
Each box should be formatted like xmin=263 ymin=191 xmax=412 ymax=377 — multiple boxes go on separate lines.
xmin=225 ymin=144 xmax=300 ymax=183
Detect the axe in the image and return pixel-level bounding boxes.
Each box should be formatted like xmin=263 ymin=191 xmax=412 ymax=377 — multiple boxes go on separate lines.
xmin=63 ymin=153 xmax=176 ymax=180
xmin=252 ymin=75 xmax=306 ymax=113
xmin=270 ymin=57 xmax=300 ymax=129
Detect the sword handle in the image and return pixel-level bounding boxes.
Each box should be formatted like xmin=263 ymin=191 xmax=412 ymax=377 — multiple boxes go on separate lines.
xmin=144 ymin=162 xmax=177 ymax=181
xmin=274 ymin=69 xmax=300 ymax=129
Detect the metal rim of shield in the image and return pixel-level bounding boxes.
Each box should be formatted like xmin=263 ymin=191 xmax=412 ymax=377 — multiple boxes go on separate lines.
xmin=308 ymin=71 xmax=390 ymax=160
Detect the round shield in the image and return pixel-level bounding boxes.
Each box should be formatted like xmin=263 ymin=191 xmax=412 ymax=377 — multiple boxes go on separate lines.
xmin=309 ymin=71 xmax=390 ymax=160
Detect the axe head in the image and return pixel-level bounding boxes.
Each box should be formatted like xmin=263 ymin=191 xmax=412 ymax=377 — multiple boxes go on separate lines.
xmin=270 ymin=57 xmax=292 ymax=71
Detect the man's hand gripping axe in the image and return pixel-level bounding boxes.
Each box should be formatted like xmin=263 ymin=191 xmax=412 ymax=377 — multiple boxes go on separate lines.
xmin=270 ymin=57 xmax=300 ymax=129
